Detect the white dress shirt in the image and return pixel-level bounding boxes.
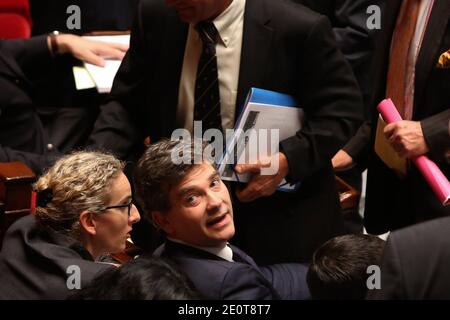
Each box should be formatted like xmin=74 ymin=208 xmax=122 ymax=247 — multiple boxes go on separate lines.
xmin=176 ymin=0 xmax=246 ymax=133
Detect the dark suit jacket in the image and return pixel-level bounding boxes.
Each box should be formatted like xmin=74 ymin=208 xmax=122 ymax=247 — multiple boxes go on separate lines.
xmin=367 ymin=216 xmax=450 ymax=300
xmin=292 ymin=0 xmax=384 ymax=212
xmin=0 ymin=36 xmax=60 ymax=173
xmin=293 ymin=0 xmax=385 ymax=168
xmin=0 ymin=215 xmax=112 ymax=299
xmin=88 ymin=0 xmax=363 ymax=263
xmin=363 ymin=0 xmax=450 ymax=234
xmin=292 ymin=0 xmax=384 ymax=108
xmin=154 ymin=240 xmax=309 ymax=300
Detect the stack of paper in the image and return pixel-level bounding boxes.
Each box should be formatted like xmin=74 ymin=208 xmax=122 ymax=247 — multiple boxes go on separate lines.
xmin=73 ymin=34 xmax=130 ymax=93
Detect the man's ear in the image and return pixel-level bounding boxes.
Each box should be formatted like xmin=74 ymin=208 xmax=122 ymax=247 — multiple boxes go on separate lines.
xmin=152 ymin=211 xmax=174 ymax=235
xmin=79 ymin=211 xmax=97 ymax=236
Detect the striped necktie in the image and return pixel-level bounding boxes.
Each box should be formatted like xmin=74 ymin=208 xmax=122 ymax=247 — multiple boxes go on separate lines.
xmin=194 ymin=21 xmax=223 ymax=133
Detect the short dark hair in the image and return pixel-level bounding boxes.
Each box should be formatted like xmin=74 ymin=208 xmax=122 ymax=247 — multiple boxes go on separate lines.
xmin=69 ymin=255 xmax=201 ymax=300
xmin=306 ymin=234 xmax=385 ymax=300
xmin=134 ymin=138 xmax=210 ymax=222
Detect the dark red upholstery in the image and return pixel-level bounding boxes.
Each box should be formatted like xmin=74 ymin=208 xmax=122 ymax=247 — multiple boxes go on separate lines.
xmin=0 ymin=0 xmax=32 ymax=39
xmin=0 ymin=13 xmax=31 ymax=39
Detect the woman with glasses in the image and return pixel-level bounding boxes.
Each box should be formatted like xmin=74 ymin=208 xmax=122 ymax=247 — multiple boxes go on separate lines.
xmin=0 ymin=151 xmax=141 ymax=299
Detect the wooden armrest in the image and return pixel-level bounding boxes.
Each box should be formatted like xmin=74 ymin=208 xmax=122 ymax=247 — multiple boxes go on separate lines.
xmin=0 ymin=161 xmax=36 ymax=211
xmin=336 ymin=175 xmax=360 ymax=212
xmin=0 ymin=162 xmax=36 ymax=248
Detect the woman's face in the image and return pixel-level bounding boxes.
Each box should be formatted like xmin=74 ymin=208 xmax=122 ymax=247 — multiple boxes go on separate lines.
xmin=93 ymin=172 xmax=140 ymax=254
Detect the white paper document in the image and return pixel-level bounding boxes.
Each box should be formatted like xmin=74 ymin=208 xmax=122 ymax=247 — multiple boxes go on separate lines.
xmin=218 ymin=88 xmax=304 ymax=192
xmin=72 ymin=66 xmax=96 ymax=90
xmin=81 ymin=35 xmax=130 ymax=93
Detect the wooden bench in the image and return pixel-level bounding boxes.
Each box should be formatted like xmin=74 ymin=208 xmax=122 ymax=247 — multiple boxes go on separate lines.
xmin=0 ymin=162 xmax=36 ymax=248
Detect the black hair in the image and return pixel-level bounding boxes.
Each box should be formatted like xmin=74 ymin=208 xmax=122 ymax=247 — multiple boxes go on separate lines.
xmin=306 ymin=234 xmax=385 ymax=300
xmin=69 ymin=255 xmax=201 ymax=300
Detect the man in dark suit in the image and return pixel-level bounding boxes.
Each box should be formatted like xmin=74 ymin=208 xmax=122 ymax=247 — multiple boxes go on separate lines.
xmin=361 ymin=0 xmax=450 ymax=234
xmin=0 ymin=35 xmax=127 ymax=173
xmin=292 ymin=0 xmax=384 ymax=171
xmin=88 ymin=0 xmax=363 ymax=264
xmin=135 ymin=139 xmax=310 ymax=300
xmin=292 ymin=0 xmax=385 ymax=233
xmin=367 ymin=216 xmax=450 ymax=300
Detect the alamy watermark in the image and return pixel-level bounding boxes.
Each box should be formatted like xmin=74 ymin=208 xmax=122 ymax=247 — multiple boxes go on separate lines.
xmin=66 ymin=265 xmax=81 ymax=290
xmin=366 ymin=5 xmax=381 ymax=30
xmin=171 ymin=121 xmax=280 ymax=175
xmin=64 ymin=3 xmax=381 ymax=33
xmin=66 ymin=5 xmax=81 ymax=30
xmin=366 ymin=265 xmax=381 ymax=290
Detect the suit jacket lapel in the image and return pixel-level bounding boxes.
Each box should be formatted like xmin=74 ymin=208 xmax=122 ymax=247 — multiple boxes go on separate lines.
xmin=229 ymin=244 xmax=259 ymax=268
xmin=236 ymin=0 xmax=274 ymax=116
xmin=415 ymin=1 xmax=450 ymax=115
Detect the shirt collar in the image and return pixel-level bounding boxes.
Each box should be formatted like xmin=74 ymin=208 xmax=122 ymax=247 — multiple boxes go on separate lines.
xmin=213 ymin=0 xmax=245 ymax=48
xmin=191 ymin=0 xmax=246 ymax=48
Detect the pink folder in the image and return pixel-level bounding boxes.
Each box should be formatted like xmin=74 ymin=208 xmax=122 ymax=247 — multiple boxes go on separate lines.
xmin=377 ymin=99 xmax=450 ymax=206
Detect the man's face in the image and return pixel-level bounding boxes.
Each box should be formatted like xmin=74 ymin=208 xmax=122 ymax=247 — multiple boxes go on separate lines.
xmin=165 ymin=0 xmax=231 ymax=23
xmin=155 ymin=163 xmax=235 ymax=247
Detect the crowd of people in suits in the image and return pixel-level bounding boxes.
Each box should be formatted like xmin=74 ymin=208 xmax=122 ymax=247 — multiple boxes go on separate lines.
xmin=0 ymin=0 xmax=449 ymax=300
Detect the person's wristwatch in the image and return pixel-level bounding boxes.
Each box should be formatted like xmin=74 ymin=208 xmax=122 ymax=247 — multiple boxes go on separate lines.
xmin=48 ymin=30 xmax=60 ymax=56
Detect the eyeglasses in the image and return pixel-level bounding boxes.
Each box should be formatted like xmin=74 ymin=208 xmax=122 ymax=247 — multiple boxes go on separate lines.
xmin=102 ymin=199 xmax=133 ymax=217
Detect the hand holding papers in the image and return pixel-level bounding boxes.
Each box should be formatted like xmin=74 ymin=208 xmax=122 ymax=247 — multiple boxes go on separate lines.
xmin=73 ymin=34 xmax=130 ymax=93
xmin=377 ymin=99 xmax=450 ymax=206
xmin=65 ymin=34 xmax=128 ymax=66
xmin=218 ymin=88 xmax=304 ymax=192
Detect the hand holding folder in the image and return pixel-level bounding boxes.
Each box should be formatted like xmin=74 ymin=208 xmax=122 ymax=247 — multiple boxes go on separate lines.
xmin=377 ymin=99 xmax=450 ymax=206
xmin=234 ymin=152 xmax=291 ymax=202
xmin=218 ymin=88 xmax=303 ymax=192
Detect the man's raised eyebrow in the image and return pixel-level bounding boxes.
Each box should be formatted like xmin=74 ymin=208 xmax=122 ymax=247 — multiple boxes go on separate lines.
xmin=178 ymin=171 xmax=220 ymax=196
